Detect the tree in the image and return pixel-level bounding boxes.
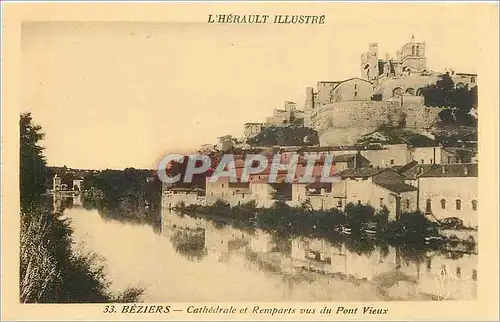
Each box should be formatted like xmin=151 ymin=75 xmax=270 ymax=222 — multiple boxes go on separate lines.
xmin=20 ymin=113 xmax=47 ymax=207
xmin=421 ymin=73 xmax=478 ymax=126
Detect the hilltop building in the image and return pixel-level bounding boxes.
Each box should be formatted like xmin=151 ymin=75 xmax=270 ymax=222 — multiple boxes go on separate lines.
xmin=303 ymin=36 xmax=477 ymax=146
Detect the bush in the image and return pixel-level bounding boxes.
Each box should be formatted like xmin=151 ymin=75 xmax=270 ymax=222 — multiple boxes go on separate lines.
xmin=345 ymin=203 xmax=376 ymax=231
xmin=20 ymin=206 xmax=144 ymax=303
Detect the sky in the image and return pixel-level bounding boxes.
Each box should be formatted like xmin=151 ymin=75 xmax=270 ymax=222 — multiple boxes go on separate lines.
xmin=21 ymin=4 xmax=480 ymax=170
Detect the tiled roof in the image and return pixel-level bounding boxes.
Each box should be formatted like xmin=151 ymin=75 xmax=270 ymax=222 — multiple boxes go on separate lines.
xmin=331 ymin=77 xmax=373 ymax=90
xmin=419 ymin=164 xmax=478 ymax=178
xmin=395 ymin=161 xmax=436 ymax=180
xmin=337 ymin=167 xmax=386 ymax=178
xmin=296 ymin=153 xmax=361 ymax=165
xmin=375 ymin=181 xmax=417 ymax=193
xmin=306 ymin=182 xmax=333 ymax=189
xmin=297 ymin=145 xmax=383 ymax=153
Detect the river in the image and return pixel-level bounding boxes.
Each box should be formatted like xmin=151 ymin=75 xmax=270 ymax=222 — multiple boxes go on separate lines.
xmin=62 ymin=196 xmax=477 ymax=302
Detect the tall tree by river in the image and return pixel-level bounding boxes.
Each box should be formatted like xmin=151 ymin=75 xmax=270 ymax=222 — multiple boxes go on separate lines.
xmin=19 ymin=113 xmax=143 ymax=303
xmin=20 ymin=113 xmax=47 ymax=207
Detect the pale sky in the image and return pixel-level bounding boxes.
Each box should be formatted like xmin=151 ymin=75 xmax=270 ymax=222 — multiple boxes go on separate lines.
xmin=21 ymin=4 xmax=480 ymax=169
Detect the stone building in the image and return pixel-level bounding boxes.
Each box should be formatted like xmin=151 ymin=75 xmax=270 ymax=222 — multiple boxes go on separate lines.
xmin=244 ymin=123 xmax=265 ymax=139
xmin=52 ymin=175 xmax=62 ymax=192
xmin=417 ymin=164 xmax=478 ymax=228
xmin=266 ymin=101 xmax=305 ymax=126
xmin=162 ymin=187 xmax=206 ymax=209
xmin=216 ymin=135 xmax=234 ymax=152
xmin=72 ymin=178 xmax=83 ymax=191
xmin=304 ymin=36 xmax=477 ymax=146
xmin=328 ymin=168 xmax=418 ymax=219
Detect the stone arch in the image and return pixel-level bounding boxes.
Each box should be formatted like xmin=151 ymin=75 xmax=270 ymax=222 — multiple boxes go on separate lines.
xmin=416 ymin=88 xmax=424 ymax=96
xmin=405 ymin=88 xmax=415 ymax=95
xmin=364 ymin=64 xmax=370 ymax=80
xmin=393 ymin=87 xmax=404 ymax=97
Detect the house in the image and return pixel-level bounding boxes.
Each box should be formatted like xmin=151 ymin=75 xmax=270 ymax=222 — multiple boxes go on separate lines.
xmin=298 ymin=143 xmax=411 ymax=167
xmin=417 ymin=164 xmax=478 ymax=228
xmin=330 ymin=168 xmax=418 ymax=219
xmin=162 ymin=187 xmax=206 ymax=209
xmin=72 ymin=178 xmax=83 ymax=191
xmin=409 ymin=146 xmax=443 ymax=164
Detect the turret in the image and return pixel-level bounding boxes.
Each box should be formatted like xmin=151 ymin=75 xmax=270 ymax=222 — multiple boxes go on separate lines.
xmin=304 ymin=87 xmax=314 ymax=113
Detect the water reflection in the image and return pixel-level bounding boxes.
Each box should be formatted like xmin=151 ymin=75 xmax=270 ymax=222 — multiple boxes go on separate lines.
xmin=161 ymin=209 xmax=477 ymax=301
xmin=62 ymin=201 xmax=477 ymax=302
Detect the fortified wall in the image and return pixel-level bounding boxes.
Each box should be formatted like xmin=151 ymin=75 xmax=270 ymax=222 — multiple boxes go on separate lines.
xmin=303 ymin=36 xmax=475 ymax=146
xmin=310 ymin=97 xmax=441 ymax=146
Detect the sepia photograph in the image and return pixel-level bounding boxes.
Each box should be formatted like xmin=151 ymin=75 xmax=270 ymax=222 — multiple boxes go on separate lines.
xmin=2 ymin=1 xmax=499 ymax=321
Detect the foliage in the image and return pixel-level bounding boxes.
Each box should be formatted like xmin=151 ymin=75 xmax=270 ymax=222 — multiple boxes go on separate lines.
xmin=20 ymin=113 xmax=48 ymax=207
xmin=374 ymin=206 xmax=390 ymax=227
xmin=170 ymin=231 xmax=207 ymax=262
xmin=247 ymin=125 xmax=319 ymax=147
xmin=356 ymin=126 xmax=437 ymax=147
xmin=20 ymin=205 xmax=143 ymax=303
xmin=345 ymin=203 xmax=376 ymax=231
xmin=19 ymin=113 xmax=144 ymax=303
xmin=83 ymin=168 xmax=161 ymax=225
xmin=421 ymin=73 xmax=478 ymax=126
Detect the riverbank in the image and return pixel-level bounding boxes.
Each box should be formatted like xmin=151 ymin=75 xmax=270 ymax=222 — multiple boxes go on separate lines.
xmin=173 ymin=200 xmax=477 ymax=255
xmin=20 ymin=200 xmax=145 ymax=303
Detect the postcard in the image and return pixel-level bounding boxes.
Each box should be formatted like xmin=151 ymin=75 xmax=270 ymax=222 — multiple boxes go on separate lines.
xmin=1 ymin=1 xmax=499 ymax=321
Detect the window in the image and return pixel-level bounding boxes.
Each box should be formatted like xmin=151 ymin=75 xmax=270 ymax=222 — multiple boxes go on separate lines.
xmin=379 ymin=198 xmax=384 ymax=207
xmin=447 ymin=156 xmax=452 ymax=164
xmin=354 ymin=91 xmax=358 ymax=97
xmin=472 ymin=269 xmax=477 ymax=281
xmin=430 ymin=159 xmax=433 ymax=164
xmin=390 ymin=159 xmax=395 ymax=165
xmin=441 ymin=199 xmax=446 ymax=209
xmin=412 ymin=46 xmax=415 ymax=56
xmin=221 ymin=184 xmax=224 ymax=188
xmin=337 ymin=200 xmax=342 ymax=208
xmin=456 ymin=267 xmax=461 ymax=278
xmin=426 ymin=199 xmax=432 ymax=212
xmin=416 ymin=46 xmax=420 ymax=56
xmin=354 ymin=84 xmax=358 ymax=90
xmin=420 ymin=159 xmax=424 ymax=164
xmin=406 ymin=199 xmax=410 ymax=209
xmin=472 ymin=200 xmax=477 ymax=211
xmin=426 ymin=258 xmax=432 ymax=271
xmin=456 ymin=199 xmax=461 ymax=210
xmin=357 ymin=200 xmax=362 ymax=205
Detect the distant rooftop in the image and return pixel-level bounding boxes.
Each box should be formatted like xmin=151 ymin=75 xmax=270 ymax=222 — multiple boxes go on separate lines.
xmin=419 ymin=164 xmax=478 ymax=178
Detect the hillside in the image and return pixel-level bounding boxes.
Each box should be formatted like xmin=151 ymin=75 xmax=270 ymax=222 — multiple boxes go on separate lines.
xmin=355 ymin=126 xmax=437 ymax=147
xmin=430 ymin=123 xmax=478 ymax=148
xmin=247 ymin=125 xmax=319 ymax=147
xmin=356 ymin=123 xmax=478 ymax=149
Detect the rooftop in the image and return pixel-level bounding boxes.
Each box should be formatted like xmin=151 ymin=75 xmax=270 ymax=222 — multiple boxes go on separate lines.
xmin=297 ymin=145 xmax=383 ymax=153
xmin=375 ymin=181 xmax=418 ymax=193
xmin=337 ymin=167 xmax=386 ymax=178
xmin=419 ymin=164 xmax=478 ymax=178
